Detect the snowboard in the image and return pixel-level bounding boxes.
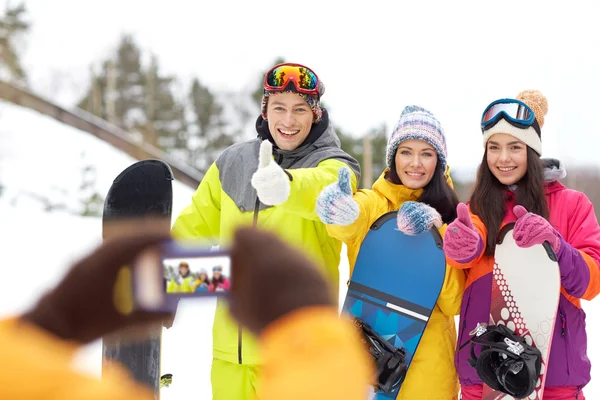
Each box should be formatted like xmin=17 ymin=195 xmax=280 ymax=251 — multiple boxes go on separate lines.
xmin=101 ymin=159 xmax=174 ymax=399
xmin=341 ymin=211 xmax=446 ymax=399
xmin=481 ymin=223 xmax=561 ymax=400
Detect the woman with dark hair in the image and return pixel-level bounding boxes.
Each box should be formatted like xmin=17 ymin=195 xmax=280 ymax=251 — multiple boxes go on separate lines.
xmin=316 ymin=105 xmax=465 ymax=399
xmin=192 ymin=269 xmax=210 ymax=292
xmin=443 ymin=90 xmax=600 ymax=400
xmin=209 ymin=265 xmax=231 ymax=292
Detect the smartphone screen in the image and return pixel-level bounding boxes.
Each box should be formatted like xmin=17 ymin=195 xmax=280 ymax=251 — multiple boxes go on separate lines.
xmin=134 ymin=239 xmax=230 ymax=312
xmin=163 ymin=254 xmax=231 ymax=294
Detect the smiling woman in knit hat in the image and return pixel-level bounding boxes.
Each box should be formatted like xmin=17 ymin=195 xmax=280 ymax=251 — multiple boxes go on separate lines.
xmin=442 ymin=89 xmax=600 ymax=400
xmin=315 ymin=105 xmax=465 ymax=399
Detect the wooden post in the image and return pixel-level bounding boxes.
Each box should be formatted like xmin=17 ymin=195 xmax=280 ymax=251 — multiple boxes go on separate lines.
xmin=145 ymin=58 xmax=157 ymax=149
xmin=106 ymin=60 xmax=117 ymax=126
xmin=362 ymin=135 xmax=373 ymax=188
xmin=90 ymin=66 xmax=102 ymax=117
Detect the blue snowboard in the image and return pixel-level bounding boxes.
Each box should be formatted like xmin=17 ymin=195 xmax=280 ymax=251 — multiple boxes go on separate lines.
xmin=342 ymin=211 xmax=446 ymax=399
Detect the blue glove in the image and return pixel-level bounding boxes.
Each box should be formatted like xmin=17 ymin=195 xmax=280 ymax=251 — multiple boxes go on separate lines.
xmin=316 ymin=167 xmax=359 ymax=226
xmin=397 ymin=201 xmax=442 ymax=235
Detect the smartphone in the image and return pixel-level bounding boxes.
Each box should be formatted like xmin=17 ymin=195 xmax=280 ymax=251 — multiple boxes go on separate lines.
xmin=133 ymin=239 xmax=231 ymax=312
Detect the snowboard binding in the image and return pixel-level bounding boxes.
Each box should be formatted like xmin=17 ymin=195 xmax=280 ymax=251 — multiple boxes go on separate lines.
xmin=459 ymin=322 xmax=542 ymax=398
xmin=353 ymin=318 xmax=407 ymax=393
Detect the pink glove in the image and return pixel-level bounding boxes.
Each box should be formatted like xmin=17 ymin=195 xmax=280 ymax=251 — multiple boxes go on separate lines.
xmin=443 ymin=203 xmax=483 ymax=263
xmin=512 ymin=205 xmax=560 ymax=253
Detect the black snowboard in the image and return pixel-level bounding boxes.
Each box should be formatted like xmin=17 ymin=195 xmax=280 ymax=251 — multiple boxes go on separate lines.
xmin=101 ymin=159 xmax=174 ymax=398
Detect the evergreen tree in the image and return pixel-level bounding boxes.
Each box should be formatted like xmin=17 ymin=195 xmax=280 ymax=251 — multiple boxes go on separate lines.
xmin=77 ymin=35 xmax=187 ymax=152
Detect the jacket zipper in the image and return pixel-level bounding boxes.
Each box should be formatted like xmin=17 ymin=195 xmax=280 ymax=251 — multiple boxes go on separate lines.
xmin=237 ymin=325 xmax=243 ymax=364
xmin=457 ymin=287 xmax=473 ymax=369
xmin=557 ymin=305 xmax=572 ymax=379
xmin=237 ymin=151 xmax=284 ymax=364
xmin=238 ymin=197 xmax=262 ymax=365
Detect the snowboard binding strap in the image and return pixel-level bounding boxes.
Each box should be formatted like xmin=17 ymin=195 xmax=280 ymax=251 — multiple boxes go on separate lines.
xmin=353 ymin=318 xmax=407 ymax=393
xmin=459 ymin=322 xmax=542 ymax=398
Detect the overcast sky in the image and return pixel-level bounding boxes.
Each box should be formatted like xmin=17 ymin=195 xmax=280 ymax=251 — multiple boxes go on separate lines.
xmin=6 ymin=0 xmax=600 ymax=172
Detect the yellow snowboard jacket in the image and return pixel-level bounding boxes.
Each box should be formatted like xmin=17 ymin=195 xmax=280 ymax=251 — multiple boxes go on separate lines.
xmin=326 ymin=169 xmax=465 ymax=400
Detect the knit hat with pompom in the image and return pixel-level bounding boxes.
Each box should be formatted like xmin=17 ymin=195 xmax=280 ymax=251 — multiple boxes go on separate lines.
xmin=482 ymin=89 xmax=549 ymax=155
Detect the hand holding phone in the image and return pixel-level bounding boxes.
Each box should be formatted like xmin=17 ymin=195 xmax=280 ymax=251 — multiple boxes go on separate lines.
xmin=133 ymin=227 xmax=334 ymax=337
xmin=227 ymin=227 xmax=334 ymax=335
xmin=133 ymin=239 xmax=231 ymax=312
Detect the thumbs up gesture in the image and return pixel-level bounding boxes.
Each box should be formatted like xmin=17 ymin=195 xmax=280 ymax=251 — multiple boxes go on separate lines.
xmin=316 ymin=167 xmax=359 ymax=226
xmin=442 ymin=203 xmax=484 ymax=263
xmin=251 ymin=140 xmax=291 ymax=206
xmin=512 ymin=205 xmax=561 ymax=253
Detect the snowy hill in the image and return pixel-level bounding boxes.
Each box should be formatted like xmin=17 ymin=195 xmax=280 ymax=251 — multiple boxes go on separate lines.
xmin=0 ymin=100 xmax=211 ymax=399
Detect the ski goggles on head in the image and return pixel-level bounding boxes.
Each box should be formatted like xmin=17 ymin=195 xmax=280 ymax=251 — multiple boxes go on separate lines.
xmin=263 ymin=63 xmax=320 ymax=97
xmin=481 ymin=99 xmax=540 ymax=135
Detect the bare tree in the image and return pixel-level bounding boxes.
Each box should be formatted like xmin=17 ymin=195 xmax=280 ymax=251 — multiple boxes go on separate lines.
xmin=0 ymin=2 xmax=29 ymax=84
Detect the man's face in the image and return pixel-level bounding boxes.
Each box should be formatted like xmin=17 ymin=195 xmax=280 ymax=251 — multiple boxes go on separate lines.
xmin=179 ymin=265 xmax=189 ymax=276
xmin=266 ymin=92 xmax=314 ymax=151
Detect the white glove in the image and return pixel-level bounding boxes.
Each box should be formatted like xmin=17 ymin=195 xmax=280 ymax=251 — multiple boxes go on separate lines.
xmin=251 ymin=140 xmax=291 ymax=206
xmin=166 ymin=267 xmax=178 ymax=282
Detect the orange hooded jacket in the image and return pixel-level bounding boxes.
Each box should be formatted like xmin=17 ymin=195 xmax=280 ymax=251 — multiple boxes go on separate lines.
xmin=0 ymin=307 xmax=372 ymax=400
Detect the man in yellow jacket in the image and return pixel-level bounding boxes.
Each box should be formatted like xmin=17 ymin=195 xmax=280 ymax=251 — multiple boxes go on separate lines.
xmin=171 ymin=62 xmax=361 ymax=399
xmin=0 ymin=224 xmax=372 ymax=400
xmin=166 ymin=261 xmax=195 ymax=293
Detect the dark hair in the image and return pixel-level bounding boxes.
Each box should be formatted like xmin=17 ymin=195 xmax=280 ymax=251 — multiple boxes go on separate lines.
xmin=385 ymin=157 xmax=459 ymax=224
xmin=197 ymin=272 xmax=209 ymax=284
xmin=212 ymin=270 xmax=225 ymax=285
xmin=470 ymin=146 xmax=548 ymax=256
xmin=179 ymin=262 xmax=190 ymax=277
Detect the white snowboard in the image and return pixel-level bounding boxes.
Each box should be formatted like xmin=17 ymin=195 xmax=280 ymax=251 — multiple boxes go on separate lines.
xmin=483 ymin=224 xmax=561 ymax=400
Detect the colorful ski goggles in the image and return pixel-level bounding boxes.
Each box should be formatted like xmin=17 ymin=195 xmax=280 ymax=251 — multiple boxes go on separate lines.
xmin=263 ymin=63 xmax=320 ymax=97
xmin=481 ymin=99 xmax=540 ymax=134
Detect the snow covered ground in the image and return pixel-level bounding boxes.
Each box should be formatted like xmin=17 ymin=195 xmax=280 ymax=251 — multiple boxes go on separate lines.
xmin=0 ymin=101 xmax=212 ymax=399
xmin=1 ymin=101 xmax=599 ymax=398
